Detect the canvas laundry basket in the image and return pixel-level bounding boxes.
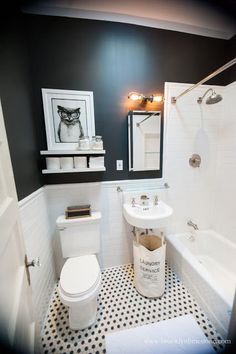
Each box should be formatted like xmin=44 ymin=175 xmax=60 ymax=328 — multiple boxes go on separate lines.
xmin=133 ymin=233 xmax=166 ymax=298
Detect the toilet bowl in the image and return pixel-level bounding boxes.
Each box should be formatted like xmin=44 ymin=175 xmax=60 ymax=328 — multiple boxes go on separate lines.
xmin=58 ymin=254 xmax=101 ymax=330
xmin=56 ymin=212 xmax=102 ymax=330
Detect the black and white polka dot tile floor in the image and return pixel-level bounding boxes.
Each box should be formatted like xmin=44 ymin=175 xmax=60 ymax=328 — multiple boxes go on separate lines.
xmin=41 ymin=263 xmax=224 ymax=354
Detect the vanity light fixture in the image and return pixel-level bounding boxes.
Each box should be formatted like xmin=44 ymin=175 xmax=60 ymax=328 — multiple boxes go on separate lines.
xmin=128 ymin=92 xmax=163 ymax=103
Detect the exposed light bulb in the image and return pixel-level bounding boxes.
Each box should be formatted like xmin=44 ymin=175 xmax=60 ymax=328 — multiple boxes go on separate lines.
xmin=128 ymin=92 xmax=143 ymax=101
xmin=152 ymin=95 xmax=163 ymax=102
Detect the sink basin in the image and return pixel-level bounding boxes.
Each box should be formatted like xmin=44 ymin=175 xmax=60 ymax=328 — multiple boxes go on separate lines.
xmin=123 ymin=201 xmax=173 ymax=229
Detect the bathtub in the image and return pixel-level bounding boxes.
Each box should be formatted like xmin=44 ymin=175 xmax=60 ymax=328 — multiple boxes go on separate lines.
xmin=166 ymin=230 xmax=236 ymax=338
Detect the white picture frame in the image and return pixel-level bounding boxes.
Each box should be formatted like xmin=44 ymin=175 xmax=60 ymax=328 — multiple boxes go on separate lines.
xmin=42 ymin=88 xmax=95 ymax=150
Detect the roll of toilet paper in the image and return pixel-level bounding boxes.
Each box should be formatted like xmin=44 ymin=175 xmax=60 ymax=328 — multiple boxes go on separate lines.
xmin=89 ymin=157 xmax=105 ymax=168
xmin=74 ymin=156 xmax=87 ymax=169
xmin=46 ymin=157 xmax=60 ymax=170
xmin=60 ymin=157 xmax=74 ymax=170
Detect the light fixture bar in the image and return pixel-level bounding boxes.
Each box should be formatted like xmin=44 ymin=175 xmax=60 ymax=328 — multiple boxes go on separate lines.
xmin=128 ymin=92 xmax=163 ymax=103
xmin=171 ymin=57 xmax=236 ymax=104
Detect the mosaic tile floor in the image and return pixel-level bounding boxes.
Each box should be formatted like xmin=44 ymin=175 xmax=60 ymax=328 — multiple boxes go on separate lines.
xmin=41 ymin=263 xmax=224 ymax=354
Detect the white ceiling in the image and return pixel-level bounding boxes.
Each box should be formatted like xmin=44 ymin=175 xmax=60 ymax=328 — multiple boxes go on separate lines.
xmin=23 ymin=0 xmax=236 ymax=39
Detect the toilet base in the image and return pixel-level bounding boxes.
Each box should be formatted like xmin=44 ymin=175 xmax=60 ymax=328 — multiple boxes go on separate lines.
xmin=69 ymin=297 xmax=98 ymax=330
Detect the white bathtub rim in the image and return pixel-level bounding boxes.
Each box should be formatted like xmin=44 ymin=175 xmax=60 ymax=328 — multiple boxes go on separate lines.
xmin=166 ymin=231 xmax=234 ymax=308
xmin=196 ymin=229 xmax=236 ymax=251
xmin=175 ymin=260 xmax=229 ymax=338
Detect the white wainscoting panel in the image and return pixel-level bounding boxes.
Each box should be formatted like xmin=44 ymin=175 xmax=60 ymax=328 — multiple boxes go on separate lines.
xmin=19 ymin=188 xmax=56 ymax=334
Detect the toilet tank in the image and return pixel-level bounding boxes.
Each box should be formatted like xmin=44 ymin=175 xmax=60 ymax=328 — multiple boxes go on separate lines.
xmin=56 ymin=212 xmax=101 ymax=258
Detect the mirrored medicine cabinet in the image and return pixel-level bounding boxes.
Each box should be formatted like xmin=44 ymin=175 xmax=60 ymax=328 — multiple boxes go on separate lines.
xmin=128 ymin=110 xmax=162 ymax=172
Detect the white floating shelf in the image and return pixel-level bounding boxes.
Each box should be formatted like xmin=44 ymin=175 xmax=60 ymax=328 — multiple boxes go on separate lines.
xmin=42 ymin=167 xmax=106 ymax=174
xmin=40 ymin=150 xmax=105 ymax=155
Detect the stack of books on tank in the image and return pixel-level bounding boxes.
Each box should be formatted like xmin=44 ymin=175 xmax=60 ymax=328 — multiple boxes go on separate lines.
xmin=65 ymin=204 xmax=91 ymax=219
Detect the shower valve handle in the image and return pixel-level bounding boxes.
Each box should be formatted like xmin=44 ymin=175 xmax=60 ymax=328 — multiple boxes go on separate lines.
xmin=189 ymin=154 xmax=201 ymax=168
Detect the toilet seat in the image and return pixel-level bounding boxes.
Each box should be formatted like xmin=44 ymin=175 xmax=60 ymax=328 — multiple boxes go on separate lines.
xmin=60 ymin=255 xmax=101 ymax=299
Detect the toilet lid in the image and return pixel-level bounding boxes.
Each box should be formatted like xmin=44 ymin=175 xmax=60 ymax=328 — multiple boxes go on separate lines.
xmin=60 ymin=255 xmax=100 ymax=297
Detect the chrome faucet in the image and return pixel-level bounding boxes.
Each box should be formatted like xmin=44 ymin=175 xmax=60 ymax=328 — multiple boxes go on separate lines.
xmin=187 ymin=219 xmax=199 ymax=230
xmin=140 ymin=195 xmax=149 ymax=205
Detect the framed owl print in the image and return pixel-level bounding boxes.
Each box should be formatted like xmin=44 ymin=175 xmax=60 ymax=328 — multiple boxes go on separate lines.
xmin=42 ymin=88 xmax=95 ymax=150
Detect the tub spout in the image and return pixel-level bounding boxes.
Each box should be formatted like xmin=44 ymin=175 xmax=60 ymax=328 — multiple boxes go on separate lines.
xmin=187 ymin=219 xmax=199 ymax=230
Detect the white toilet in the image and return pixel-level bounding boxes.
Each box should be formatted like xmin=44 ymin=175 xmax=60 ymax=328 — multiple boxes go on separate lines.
xmin=56 ymin=211 xmax=102 ymax=330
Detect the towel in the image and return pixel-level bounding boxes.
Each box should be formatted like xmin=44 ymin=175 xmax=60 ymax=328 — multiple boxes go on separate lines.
xmin=105 ymin=314 xmax=215 ymax=354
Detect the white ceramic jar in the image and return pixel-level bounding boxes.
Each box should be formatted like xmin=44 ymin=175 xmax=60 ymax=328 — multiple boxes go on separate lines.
xmin=78 ymin=136 xmax=90 ymax=150
xmin=91 ymin=136 xmax=103 ymax=150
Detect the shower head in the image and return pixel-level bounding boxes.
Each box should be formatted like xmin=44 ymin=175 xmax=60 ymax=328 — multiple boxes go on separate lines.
xmin=206 ymin=92 xmax=223 ymax=104
xmin=197 ymin=88 xmax=223 ymax=105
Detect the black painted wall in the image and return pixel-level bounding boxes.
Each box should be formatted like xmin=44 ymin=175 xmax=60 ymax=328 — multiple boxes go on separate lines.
xmin=1 ymin=12 xmax=235 ymax=199
xmin=25 ymin=15 xmax=232 ymax=187
xmin=225 ymin=35 xmax=236 ymax=83
xmin=0 ymin=12 xmax=43 ymax=200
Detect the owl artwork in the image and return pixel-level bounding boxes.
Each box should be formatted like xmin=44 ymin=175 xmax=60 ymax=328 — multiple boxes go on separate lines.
xmin=57 ymin=105 xmax=84 ymax=142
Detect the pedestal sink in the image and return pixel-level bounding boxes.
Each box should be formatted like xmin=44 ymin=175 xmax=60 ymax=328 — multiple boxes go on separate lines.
xmin=123 ymin=195 xmax=173 ymax=229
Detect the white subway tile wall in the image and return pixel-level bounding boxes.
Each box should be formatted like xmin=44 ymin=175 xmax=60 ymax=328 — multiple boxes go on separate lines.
xmin=164 ymin=82 xmax=224 ymax=233
xmin=45 ymin=179 xmax=163 ymax=275
xmin=211 ymin=82 xmax=236 ymax=243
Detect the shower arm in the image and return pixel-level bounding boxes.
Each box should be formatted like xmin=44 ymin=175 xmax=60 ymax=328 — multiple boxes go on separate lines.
xmin=171 ymin=57 xmax=236 ymax=104
xmin=197 ymin=88 xmax=214 ymax=103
